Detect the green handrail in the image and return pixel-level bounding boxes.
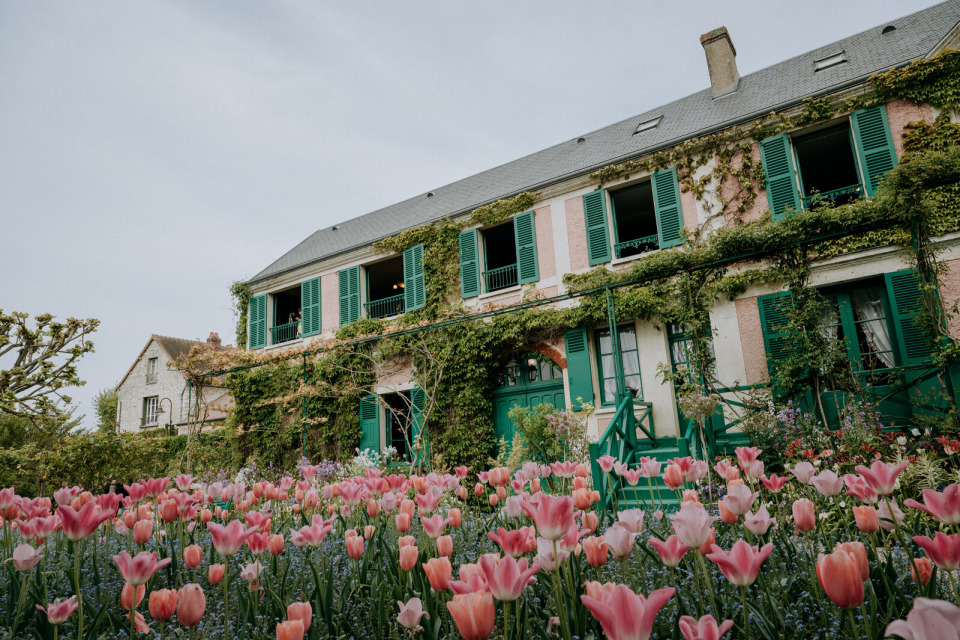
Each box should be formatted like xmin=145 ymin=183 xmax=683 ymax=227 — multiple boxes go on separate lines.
xmin=269 ymin=321 xmax=300 ymax=344
xmin=482 ymin=264 xmax=518 ymax=292
xmin=365 ymin=294 xmax=405 ymax=319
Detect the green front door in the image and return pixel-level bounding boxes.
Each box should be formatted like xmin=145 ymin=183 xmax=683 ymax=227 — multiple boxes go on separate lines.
xmin=492 ymin=353 xmax=566 ymax=446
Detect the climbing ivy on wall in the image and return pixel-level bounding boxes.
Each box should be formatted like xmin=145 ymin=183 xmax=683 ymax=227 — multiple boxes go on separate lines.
xmin=230 ymin=281 xmax=252 ymax=350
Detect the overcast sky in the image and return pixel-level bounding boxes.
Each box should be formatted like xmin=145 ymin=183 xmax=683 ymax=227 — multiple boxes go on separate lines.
xmin=0 ymin=0 xmax=941 ymax=429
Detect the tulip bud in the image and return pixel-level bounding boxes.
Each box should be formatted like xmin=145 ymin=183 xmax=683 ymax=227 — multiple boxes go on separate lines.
xmin=287 ymin=602 xmax=312 ymax=633
xmin=177 ymin=584 xmax=205 ymax=627
xmin=183 ymin=544 xmax=202 ymax=569
xmin=911 ymin=557 xmax=933 ymax=585
xmin=718 ymin=500 xmax=738 ymax=524
xmin=366 ymin=500 xmax=380 ymax=518
xmin=437 ymin=535 xmax=453 ymax=557
xmin=474 ymin=483 xmax=483 ymax=496
xmin=488 ymin=494 xmax=499 ymax=507
xmin=447 ymin=508 xmax=462 ymax=528
xmin=148 ymin=588 xmax=178 ymax=621
xmin=133 ymin=520 xmax=153 ymax=546
xmin=398 ymin=535 xmax=416 ymax=548
xmin=457 ymin=486 xmax=468 ymax=500
xmin=399 ymin=545 xmax=419 ymax=571
xmin=853 ymin=505 xmax=879 ymax=533
xmin=496 ymin=486 xmax=506 ymax=501
xmin=208 ymin=564 xmax=225 ymax=585
xmin=268 ymin=534 xmax=285 ymax=556
xmin=572 ymin=476 xmax=587 ymax=491
xmin=363 ymin=525 xmax=376 ymax=541
xmin=793 ymin=498 xmax=816 ymax=532
xmin=122 ymin=510 xmax=136 ymax=529
xmin=121 ymin=583 xmax=145 ymax=610
xmin=346 ymin=536 xmax=364 ymax=559
xmin=201 ymin=509 xmax=212 ymax=523
xmin=395 ymin=513 xmax=411 ymax=533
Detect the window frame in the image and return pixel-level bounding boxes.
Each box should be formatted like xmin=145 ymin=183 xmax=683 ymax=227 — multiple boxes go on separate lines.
xmin=143 ymin=396 xmax=159 ymax=427
xmin=146 ymin=357 xmax=158 ymax=384
xmin=479 ymin=219 xmax=519 ymax=293
xmin=820 ymin=281 xmax=900 ymax=384
xmin=791 ymin=120 xmax=865 ymax=210
xmin=593 ymin=324 xmax=643 ymax=406
xmin=609 ymin=180 xmax=660 ymax=259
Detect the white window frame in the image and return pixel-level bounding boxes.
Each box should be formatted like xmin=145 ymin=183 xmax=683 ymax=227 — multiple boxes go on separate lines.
xmin=146 ymin=357 xmax=158 ymax=384
xmin=144 ymin=396 xmax=158 ymax=426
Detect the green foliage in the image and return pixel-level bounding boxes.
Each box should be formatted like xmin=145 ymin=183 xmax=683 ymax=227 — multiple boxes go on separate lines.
xmin=231 ymin=280 xmax=252 ymax=350
xmin=93 ymin=387 xmax=118 ymax=433
xmin=872 ymin=49 xmax=960 ymax=109
xmin=505 ymin=403 xmax=590 ymax=466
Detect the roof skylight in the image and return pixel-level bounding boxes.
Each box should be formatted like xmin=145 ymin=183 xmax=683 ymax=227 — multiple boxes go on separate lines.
xmin=634 ymin=116 xmax=662 ymax=135
xmin=814 ymin=51 xmax=847 ymax=72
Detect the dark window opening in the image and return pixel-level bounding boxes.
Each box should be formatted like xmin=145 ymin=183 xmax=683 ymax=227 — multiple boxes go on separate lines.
xmin=271 ymin=286 xmax=301 ymax=344
xmin=482 ymin=220 xmax=518 ymax=292
xmin=496 ymin=352 xmax=562 ymax=388
xmin=610 ymin=182 xmax=659 ymax=258
xmin=366 ymin=256 xmax=405 ymax=318
xmin=793 ymin=123 xmax=863 ymax=208
xmin=382 ymin=391 xmax=411 ymax=461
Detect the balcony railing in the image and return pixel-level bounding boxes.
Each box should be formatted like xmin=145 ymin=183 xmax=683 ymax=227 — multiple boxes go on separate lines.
xmin=270 ymin=321 xmax=300 ymax=345
xmin=365 ymin=294 xmax=405 ymax=319
xmin=145 ymin=373 xmax=158 ymax=384
xmin=802 ymin=183 xmax=864 ymax=209
xmin=615 ymin=234 xmax=659 ymax=258
xmin=483 ymin=263 xmax=518 ymax=292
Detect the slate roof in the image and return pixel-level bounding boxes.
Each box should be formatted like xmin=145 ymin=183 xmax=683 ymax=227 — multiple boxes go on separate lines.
xmin=249 ymin=1 xmax=960 ymax=285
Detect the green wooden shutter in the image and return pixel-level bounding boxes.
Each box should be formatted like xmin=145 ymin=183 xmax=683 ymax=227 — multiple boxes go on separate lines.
xmin=248 ymin=294 xmax=267 ymax=349
xmin=564 ymin=327 xmax=594 ymax=410
xmin=300 ymin=276 xmax=321 ymax=337
xmin=410 ymin=388 xmax=429 ymax=466
xmin=759 ymin=134 xmax=801 ymax=221
xmin=885 ymin=270 xmax=932 ymax=364
xmin=582 ymin=191 xmax=611 ymax=265
xmin=851 ymin=105 xmax=898 ymax=198
xmin=338 ymin=266 xmax=360 ymax=325
xmin=652 ymin=168 xmax=684 ymax=248
xmin=359 ymin=394 xmax=380 ymax=453
xmin=459 ymin=229 xmax=481 ymax=298
xmin=403 ymin=244 xmax=426 ymax=312
xmin=513 ymin=210 xmax=539 ymax=284
xmin=757 ymin=292 xmax=795 ymax=376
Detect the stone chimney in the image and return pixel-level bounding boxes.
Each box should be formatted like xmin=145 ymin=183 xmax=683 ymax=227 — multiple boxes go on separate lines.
xmin=700 ymin=27 xmax=740 ymax=98
xmin=207 ymin=332 xmax=222 ymax=349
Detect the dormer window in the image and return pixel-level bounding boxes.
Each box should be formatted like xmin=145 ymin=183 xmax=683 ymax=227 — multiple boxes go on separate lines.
xmin=634 ymin=116 xmax=662 ymax=135
xmin=814 ymin=51 xmax=847 ymax=72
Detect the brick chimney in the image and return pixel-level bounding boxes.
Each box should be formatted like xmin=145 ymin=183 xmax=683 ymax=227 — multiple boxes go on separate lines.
xmin=207 ymin=332 xmax=222 ymax=349
xmin=700 ymin=27 xmax=740 ymax=98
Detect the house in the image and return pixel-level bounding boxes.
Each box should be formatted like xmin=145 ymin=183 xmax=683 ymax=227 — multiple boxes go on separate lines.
xmin=115 ymin=333 xmax=233 ymax=434
xmin=239 ymin=2 xmax=960 ymax=463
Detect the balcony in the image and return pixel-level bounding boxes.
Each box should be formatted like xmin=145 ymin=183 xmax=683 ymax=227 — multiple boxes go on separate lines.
xmin=483 ymin=263 xmax=518 ymax=293
xmin=802 ymin=183 xmax=864 ymax=209
xmin=270 ymin=321 xmax=300 ymax=345
xmin=365 ymin=294 xmax=405 ymax=319
xmin=615 ymin=234 xmax=659 ymax=259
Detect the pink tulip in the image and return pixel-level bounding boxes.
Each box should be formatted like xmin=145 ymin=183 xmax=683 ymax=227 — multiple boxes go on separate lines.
xmin=844 ymin=474 xmax=879 ymax=504
xmin=706 ymin=540 xmax=773 ymax=587
xmin=913 ymin=532 xmax=960 ymax=572
xmin=177 ymin=584 xmax=206 ymax=627
xmin=679 ymin=614 xmax=735 ymax=640
xmin=489 ymin=527 xmax=535 ymax=558
xmin=854 ymin=460 xmax=910 ymax=496
xmin=792 ymin=498 xmax=815 ymax=532
xmin=144 ymin=477 xmax=171 ymax=498
xmin=10 ymin=543 xmax=42 ymax=572
xmin=905 ymin=484 xmax=960 ymax=526
xmin=760 ymin=474 xmax=789 ymax=493
xmin=397 ymin=597 xmax=428 ymax=630
xmin=790 ymin=461 xmax=815 ymax=484
xmin=290 ymin=522 xmax=332 ymax=547
xmin=420 ymin=514 xmax=451 ymax=539
xmin=520 ymin=494 xmax=574 ymax=541
xmin=580 ymin=584 xmax=675 ymax=640
xmin=885 ymin=597 xmax=960 ymax=640
xmin=670 ymin=505 xmax=718 ymax=549
xmin=0 ymin=487 xmax=16 ymax=510
xmin=446 ymin=591 xmax=495 ymax=640
xmin=175 ymin=474 xmax=194 ymax=491
xmin=639 ymin=459 xmax=662 ymax=478
xmin=57 ymin=503 xmax=115 ymax=541
xmin=879 ymin=499 xmax=905 ymax=531
xmin=620 ymin=467 xmax=643 ymax=486
xmin=112 ymin=551 xmax=172 ymax=585
xmin=287 ymin=602 xmax=312 ymax=632
xmin=535 ymin=537 xmax=570 ymax=571
xmin=648 ymin=535 xmax=690 ymax=567
xmin=598 ymin=455 xmax=616 ymax=473
xmin=207 ymin=520 xmax=260 ymax=556
xmin=735 ymin=446 xmax=761 ymax=468
xmin=811 ymin=470 xmax=844 ymax=497
xmin=479 ymin=554 xmax=539 ymax=602
xmin=603 ymin=525 xmax=637 ymax=559
xmin=616 ymin=509 xmax=645 ymax=534
xmin=240 ymin=561 xmax=264 ymax=582
xmin=124 ymin=483 xmax=148 ymax=503
xmin=743 ymin=505 xmax=776 ymax=536
xmin=36 ymin=596 xmax=79 ymax=625
xmin=722 ymin=484 xmax=758 ymax=516
xmin=687 ymin=460 xmax=709 ymax=483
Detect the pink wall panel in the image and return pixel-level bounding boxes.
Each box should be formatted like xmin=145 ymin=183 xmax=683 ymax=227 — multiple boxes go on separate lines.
xmin=321 ymin=273 xmax=339 ymax=334
xmin=565 ymin=196 xmax=588 ymax=272
xmin=534 ymin=205 xmax=556 ymax=280
xmin=735 ymin=296 xmax=768 ymax=384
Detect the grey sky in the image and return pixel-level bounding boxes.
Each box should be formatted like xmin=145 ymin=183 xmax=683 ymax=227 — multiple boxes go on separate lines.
xmin=0 ymin=1 xmax=940 ymax=429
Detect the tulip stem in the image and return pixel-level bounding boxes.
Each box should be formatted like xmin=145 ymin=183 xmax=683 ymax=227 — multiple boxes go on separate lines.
xmin=503 ymin=599 xmax=511 ymax=640
xmin=130 ymin=600 xmax=136 ymax=639
xmin=740 ymin=586 xmax=748 ymax=640
xmin=846 ymin=609 xmax=860 ymax=638
xmin=695 ymin=552 xmax=720 ymax=620
xmin=948 ymin=568 xmax=960 ymax=603
xmin=8 ymin=572 xmax=32 ymax=640
xmin=74 ymin=542 xmax=83 ymax=640
xmin=223 ymin=562 xmax=230 ymax=639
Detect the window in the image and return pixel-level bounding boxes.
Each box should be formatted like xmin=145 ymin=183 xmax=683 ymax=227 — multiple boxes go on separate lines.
xmin=634 ymin=116 xmax=662 ymax=135
xmin=595 ymin=325 xmax=643 ymax=405
xmin=793 ymin=122 xmax=863 ymax=208
xmin=667 ymin=322 xmax=716 ymax=387
xmin=146 ymin=358 xmax=158 ymax=384
xmin=142 ymin=396 xmax=158 ymax=426
xmin=819 ymin=281 xmax=898 ymax=386
xmin=365 ymin=256 xmax=406 ymax=319
xmin=496 ymin=352 xmax=562 ymax=388
xmin=481 ymin=220 xmax=518 ymax=292
xmin=814 ymin=51 xmax=847 ymax=72
xmin=270 ymin=285 xmax=302 ymax=344
xmin=610 ymin=181 xmax=660 ymax=258
xmin=383 ymin=392 xmax=411 ymax=461
xmin=180 ymin=387 xmax=194 ymax=421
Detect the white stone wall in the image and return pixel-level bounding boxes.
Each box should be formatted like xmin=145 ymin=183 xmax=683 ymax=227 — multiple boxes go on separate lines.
xmin=116 ymin=341 xmax=188 ymax=433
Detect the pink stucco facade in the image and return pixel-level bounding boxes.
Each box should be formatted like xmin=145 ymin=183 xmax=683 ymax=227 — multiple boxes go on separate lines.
xmin=886 ymin=99 xmax=933 ymax=159
xmin=735 ymin=296 xmax=768 ymax=384
xmin=680 ymin=184 xmax=698 ymax=233
xmin=534 ymin=205 xmax=557 ymax=280
xmin=942 ymin=257 xmax=960 ymax=340
xmin=722 ymin=142 xmax=768 ymax=226
xmin=321 ymin=273 xmax=339 ymax=334
xmin=565 ymin=196 xmax=588 ymax=272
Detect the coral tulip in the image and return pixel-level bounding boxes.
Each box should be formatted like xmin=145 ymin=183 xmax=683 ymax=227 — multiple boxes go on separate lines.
xmin=133 ymin=519 xmax=153 ymax=545
xmin=679 ymin=614 xmax=735 ymax=640
xmin=268 ymin=534 xmax=285 ymax=555
xmin=183 ymin=544 xmax=202 ymax=569
xmin=913 ymin=532 xmax=960 ymax=571
xmin=177 ymin=584 xmax=205 ymax=627
xmin=718 ymin=500 xmax=738 ymax=524
xmin=853 ymin=505 xmax=879 ymax=533
xmin=479 ymin=554 xmax=540 ymax=602
xmin=276 ymin=620 xmax=304 ymax=640
xmin=121 ymin=583 xmax=145 ymax=610
xmin=36 ymin=596 xmax=79 ymax=625
xmin=706 ymin=540 xmax=773 ymax=587
xmin=149 ymin=589 xmax=178 ymax=621
xmin=448 ymin=508 xmax=462 ymax=528
xmin=488 ymin=494 xmax=498 ymax=507
xmin=287 ymin=602 xmax=312 ymax=632
xmin=816 ymin=549 xmax=865 ymax=609
xmin=395 ymin=513 xmax=411 ymax=532
xmin=208 ymin=563 xmax=225 ymax=585
xmin=905 ymin=484 xmax=960 ymax=526
xmin=648 ymin=535 xmax=690 ymax=567
xmin=583 ymin=536 xmax=609 ymax=567
xmin=423 ymin=557 xmax=452 ymax=591
xmin=520 ymin=494 xmax=574 ymax=541
xmin=345 ymin=536 xmax=364 ymax=559
xmin=664 ymin=464 xmax=684 ymax=489
xmin=437 ymin=535 xmax=453 ymax=557
xmin=911 ymin=557 xmax=933 ymax=586
xmin=792 ymin=498 xmax=815 ymax=532
xmin=885 ymin=597 xmax=960 ymax=639
xmin=835 ymin=541 xmax=869 ymax=582
xmin=399 ymin=545 xmax=419 ymax=571
xmin=580 ymin=584 xmax=675 ymax=640
xmin=447 ymin=591 xmax=496 ymax=640
xmin=397 ymin=597 xmax=428 ymax=630
xmin=399 ymin=535 xmax=416 ymax=548
xmin=113 ymin=551 xmax=172 ymax=586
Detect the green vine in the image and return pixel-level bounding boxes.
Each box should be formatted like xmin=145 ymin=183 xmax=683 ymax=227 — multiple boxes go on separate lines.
xmin=230 ymin=281 xmax=252 ymax=350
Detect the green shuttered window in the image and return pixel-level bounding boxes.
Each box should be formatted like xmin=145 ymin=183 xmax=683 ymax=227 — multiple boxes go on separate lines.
xmin=300 ymin=276 xmax=321 ymax=337
xmin=851 ymin=105 xmax=898 ymax=198
xmin=885 ymin=270 xmax=932 ymax=365
xmin=359 ymin=394 xmax=380 ymax=453
xmin=582 ymin=191 xmax=611 ymax=266
xmin=513 ymin=210 xmax=539 ymax=284
xmin=339 ymin=266 xmax=360 ymax=325
xmin=759 ymin=133 xmax=801 ymax=221
xmin=652 ymin=168 xmax=684 ymax=248
xmin=757 ymin=292 xmax=795 ymax=376
xmin=403 ymin=244 xmax=426 ymax=311
xmin=248 ymin=294 xmax=267 ymax=350
xmin=410 ymin=388 xmax=428 ymax=466
xmin=564 ymin=327 xmax=594 ymax=410
xmin=459 ymin=229 xmax=481 ymax=299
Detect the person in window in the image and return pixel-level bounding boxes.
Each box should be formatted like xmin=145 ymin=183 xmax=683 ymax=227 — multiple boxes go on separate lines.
xmin=295 ymin=309 xmax=302 ymax=336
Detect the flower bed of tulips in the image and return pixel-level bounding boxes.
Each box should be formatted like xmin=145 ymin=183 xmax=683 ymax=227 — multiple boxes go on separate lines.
xmin=1 ymin=449 xmax=959 ymax=639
